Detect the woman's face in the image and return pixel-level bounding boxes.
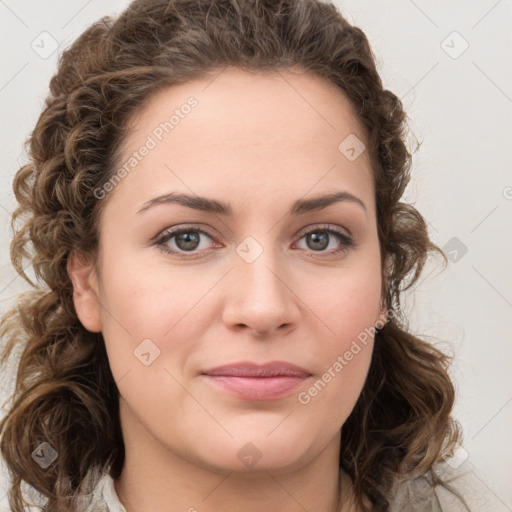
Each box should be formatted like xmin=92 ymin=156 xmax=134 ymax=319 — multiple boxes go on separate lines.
xmin=71 ymin=67 xmax=386 ymax=474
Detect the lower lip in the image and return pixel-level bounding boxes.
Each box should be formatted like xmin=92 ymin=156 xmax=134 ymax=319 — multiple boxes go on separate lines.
xmin=203 ymin=375 xmax=309 ymax=400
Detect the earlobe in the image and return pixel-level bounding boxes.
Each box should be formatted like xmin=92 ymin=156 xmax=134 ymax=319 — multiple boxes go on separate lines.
xmin=376 ymin=254 xmax=393 ymax=328
xmin=67 ymin=252 xmax=102 ymax=333
xmin=375 ymin=306 xmax=389 ymax=329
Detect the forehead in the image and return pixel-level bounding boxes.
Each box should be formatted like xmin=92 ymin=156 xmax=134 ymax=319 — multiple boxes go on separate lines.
xmin=125 ymin=66 xmax=367 ymax=151
xmin=108 ymin=66 xmax=374 ymax=215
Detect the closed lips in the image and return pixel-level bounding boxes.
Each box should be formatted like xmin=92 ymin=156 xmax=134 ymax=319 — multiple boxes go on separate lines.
xmin=201 ymin=362 xmax=311 ymax=378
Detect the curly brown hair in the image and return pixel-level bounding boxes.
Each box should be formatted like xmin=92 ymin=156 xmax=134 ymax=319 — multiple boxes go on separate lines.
xmin=1 ymin=0 xmax=465 ymax=510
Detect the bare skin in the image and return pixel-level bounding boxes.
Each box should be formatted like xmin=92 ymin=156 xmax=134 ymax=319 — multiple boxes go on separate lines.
xmin=69 ymin=66 xmax=384 ymax=512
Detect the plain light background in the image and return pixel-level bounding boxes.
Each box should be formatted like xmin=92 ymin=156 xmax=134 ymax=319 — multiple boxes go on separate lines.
xmin=0 ymin=0 xmax=511 ymax=510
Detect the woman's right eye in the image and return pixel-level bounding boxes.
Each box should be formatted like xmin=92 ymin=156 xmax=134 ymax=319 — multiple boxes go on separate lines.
xmin=154 ymin=226 xmax=217 ymax=257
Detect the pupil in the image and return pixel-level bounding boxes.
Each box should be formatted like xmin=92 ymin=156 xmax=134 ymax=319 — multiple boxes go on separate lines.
xmin=177 ymin=232 xmax=199 ymax=250
xmin=309 ymin=231 xmax=328 ymax=250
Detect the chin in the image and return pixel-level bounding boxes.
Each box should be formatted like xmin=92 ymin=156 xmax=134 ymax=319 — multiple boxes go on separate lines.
xmin=186 ymin=428 xmax=320 ymax=475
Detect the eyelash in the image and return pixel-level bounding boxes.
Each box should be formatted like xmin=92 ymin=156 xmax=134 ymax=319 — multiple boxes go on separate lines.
xmin=153 ymin=224 xmax=355 ymax=259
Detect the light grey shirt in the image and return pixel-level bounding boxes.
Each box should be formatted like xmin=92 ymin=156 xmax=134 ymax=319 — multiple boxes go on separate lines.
xmin=82 ymin=460 xmax=501 ymax=511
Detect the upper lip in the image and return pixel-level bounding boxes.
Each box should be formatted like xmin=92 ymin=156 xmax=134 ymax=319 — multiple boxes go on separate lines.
xmin=202 ymin=361 xmax=311 ymax=378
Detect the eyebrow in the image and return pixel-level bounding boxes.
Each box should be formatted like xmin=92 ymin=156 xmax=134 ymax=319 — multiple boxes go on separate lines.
xmin=137 ymin=190 xmax=367 ymax=216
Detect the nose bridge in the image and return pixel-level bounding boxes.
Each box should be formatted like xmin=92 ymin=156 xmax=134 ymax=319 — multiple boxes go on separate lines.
xmin=223 ymin=234 xmax=299 ymax=335
xmin=238 ymin=247 xmax=284 ymax=299
xmin=235 ymin=235 xmax=288 ymax=305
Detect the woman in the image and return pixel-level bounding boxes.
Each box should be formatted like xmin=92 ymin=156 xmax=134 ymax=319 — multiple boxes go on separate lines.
xmin=0 ymin=0 xmax=474 ymax=510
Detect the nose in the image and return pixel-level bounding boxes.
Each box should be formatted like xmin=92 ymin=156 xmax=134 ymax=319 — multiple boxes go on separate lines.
xmin=221 ymin=249 xmax=301 ymax=338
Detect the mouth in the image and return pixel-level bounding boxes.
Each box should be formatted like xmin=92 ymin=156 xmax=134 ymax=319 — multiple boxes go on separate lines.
xmin=201 ymin=361 xmax=312 ymax=401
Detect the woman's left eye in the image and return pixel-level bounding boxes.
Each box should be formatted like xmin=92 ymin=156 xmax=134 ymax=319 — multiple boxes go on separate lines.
xmin=294 ymin=225 xmax=355 ymax=256
xmin=153 ymin=224 xmax=355 ymax=258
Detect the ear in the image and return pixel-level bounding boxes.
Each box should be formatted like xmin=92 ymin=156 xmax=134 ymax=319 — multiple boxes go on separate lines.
xmin=67 ymin=252 xmax=102 ymax=333
xmin=375 ymin=254 xmax=393 ymax=328
xmin=374 ymin=305 xmax=389 ymax=329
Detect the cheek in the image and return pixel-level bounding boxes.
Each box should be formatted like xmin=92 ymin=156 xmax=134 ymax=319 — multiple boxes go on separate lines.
xmin=295 ymin=264 xmax=381 ymax=418
xmin=99 ymin=250 xmax=204 ymax=333
xmin=312 ymin=261 xmax=383 ymax=338
xmin=297 ymin=318 xmax=375 ymax=436
xmin=96 ymin=255 xmax=204 ymax=383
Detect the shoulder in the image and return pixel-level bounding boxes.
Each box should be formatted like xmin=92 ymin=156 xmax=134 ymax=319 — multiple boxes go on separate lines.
xmin=86 ymin=471 xmax=127 ymax=512
xmin=0 ymin=456 xmax=126 ymax=512
xmin=82 ymin=468 xmax=127 ymax=512
xmin=340 ymin=457 xmax=504 ymax=512
xmin=389 ymin=459 xmax=506 ymax=512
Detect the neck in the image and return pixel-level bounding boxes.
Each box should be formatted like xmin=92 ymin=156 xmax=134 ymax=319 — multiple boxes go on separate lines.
xmin=114 ymin=405 xmax=346 ymax=512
